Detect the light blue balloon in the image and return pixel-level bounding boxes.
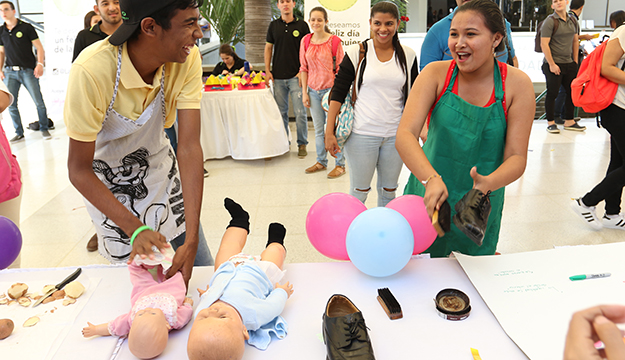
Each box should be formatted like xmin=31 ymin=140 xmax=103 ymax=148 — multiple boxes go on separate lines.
xmin=346 ymin=207 xmax=414 ymax=277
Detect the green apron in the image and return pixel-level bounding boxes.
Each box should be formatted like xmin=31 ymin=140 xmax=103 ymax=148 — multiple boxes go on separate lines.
xmin=404 ymin=60 xmax=506 ymax=257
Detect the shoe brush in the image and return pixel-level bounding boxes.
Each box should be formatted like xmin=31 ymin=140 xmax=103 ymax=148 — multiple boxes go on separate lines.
xmin=432 ymin=200 xmax=451 ymax=237
xmin=377 ymin=288 xmax=402 ymax=320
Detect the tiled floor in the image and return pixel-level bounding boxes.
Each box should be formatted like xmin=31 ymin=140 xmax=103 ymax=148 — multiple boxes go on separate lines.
xmin=3 ymin=103 xmax=622 ymax=269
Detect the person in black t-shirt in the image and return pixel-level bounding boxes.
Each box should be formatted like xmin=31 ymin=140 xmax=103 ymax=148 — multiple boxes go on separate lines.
xmin=0 ymin=0 xmax=49 ymax=142
xmin=212 ymin=44 xmax=247 ymax=76
xmin=73 ymin=0 xmax=121 ymax=62
xmin=264 ymin=0 xmax=310 ymax=158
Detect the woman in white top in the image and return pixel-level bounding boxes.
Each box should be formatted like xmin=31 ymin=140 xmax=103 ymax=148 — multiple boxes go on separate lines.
xmin=571 ymin=24 xmax=625 ymax=230
xmin=325 ymin=1 xmax=418 ymax=207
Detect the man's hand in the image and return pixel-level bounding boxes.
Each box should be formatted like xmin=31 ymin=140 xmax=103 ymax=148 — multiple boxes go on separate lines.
xmin=34 ymin=64 xmax=43 ymax=78
xmin=275 ymin=282 xmax=293 ymax=298
xmin=549 ymin=63 xmax=561 ymax=75
xmin=166 ymin=241 xmax=197 ymax=288
xmin=265 ymin=71 xmax=273 ymax=85
xmin=564 ymin=305 xmax=625 ymax=360
xmin=127 ymin=229 xmax=169 ymax=263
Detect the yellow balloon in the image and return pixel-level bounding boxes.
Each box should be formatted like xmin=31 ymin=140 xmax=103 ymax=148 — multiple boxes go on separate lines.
xmin=318 ymin=0 xmax=358 ymax=12
xmin=53 ymin=0 xmax=83 ymax=17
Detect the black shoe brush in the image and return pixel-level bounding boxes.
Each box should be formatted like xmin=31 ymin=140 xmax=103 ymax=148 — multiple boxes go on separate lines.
xmin=377 ymin=288 xmax=402 ymax=320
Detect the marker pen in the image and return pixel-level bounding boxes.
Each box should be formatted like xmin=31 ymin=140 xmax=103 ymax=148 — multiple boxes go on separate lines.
xmin=569 ymin=273 xmax=611 ymax=281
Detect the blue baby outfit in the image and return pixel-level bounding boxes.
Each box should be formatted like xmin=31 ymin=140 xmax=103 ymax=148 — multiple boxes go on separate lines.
xmin=195 ymin=261 xmax=288 ymax=350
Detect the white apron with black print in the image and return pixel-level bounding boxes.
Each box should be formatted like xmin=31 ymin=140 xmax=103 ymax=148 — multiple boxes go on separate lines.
xmin=84 ymin=46 xmax=185 ymax=263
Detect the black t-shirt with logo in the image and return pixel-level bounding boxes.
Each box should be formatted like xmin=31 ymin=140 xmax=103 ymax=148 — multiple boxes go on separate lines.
xmin=266 ymin=17 xmax=310 ymax=79
xmin=0 ymin=20 xmax=38 ymax=69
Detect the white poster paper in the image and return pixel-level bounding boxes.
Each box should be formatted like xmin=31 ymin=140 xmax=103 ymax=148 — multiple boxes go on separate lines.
xmin=43 ymin=1 xmax=93 ymax=119
xmin=455 ymin=242 xmax=625 ymax=360
xmin=305 ymin=0 xmax=369 ymax=46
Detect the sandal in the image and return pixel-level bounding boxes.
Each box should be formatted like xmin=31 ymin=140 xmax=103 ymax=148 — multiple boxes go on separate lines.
xmin=327 ymin=166 xmax=346 ymax=179
xmin=305 ymin=162 xmax=326 ymax=174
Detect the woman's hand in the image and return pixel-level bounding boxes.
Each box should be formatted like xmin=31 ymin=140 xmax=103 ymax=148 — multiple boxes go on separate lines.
xmin=470 ymin=166 xmax=493 ymax=193
xmin=302 ymin=92 xmax=310 ymax=108
xmin=325 ymin=133 xmax=340 ymax=158
xmin=221 ymin=69 xmax=229 ymax=75
xmin=423 ymin=176 xmax=448 ymax=219
xmin=564 ymin=305 xmax=625 ymax=360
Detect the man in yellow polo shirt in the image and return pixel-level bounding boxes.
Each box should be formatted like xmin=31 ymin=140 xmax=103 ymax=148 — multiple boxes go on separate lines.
xmin=64 ymin=0 xmax=212 ymax=286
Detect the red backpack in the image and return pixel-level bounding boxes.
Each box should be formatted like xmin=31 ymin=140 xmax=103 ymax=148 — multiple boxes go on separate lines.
xmin=571 ymin=40 xmax=625 ymax=113
xmin=303 ymin=34 xmax=342 ymax=74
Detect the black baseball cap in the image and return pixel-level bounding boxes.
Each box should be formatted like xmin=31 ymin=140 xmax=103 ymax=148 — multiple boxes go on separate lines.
xmin=109 ymin=0 xmax=177 ymax=46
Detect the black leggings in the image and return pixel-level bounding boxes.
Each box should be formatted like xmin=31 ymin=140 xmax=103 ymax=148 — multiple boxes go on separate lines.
xmin=542 ymin=62 xmax=578 ymax=121
xmin=582 ymin=104 xmax=625 ymax=214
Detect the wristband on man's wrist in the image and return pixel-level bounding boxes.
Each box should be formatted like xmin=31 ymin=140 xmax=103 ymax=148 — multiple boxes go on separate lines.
xmin=130 ymin=225 xmax=153 ymax=246
xmin=37 ymin=62 xmax=44 ymax=67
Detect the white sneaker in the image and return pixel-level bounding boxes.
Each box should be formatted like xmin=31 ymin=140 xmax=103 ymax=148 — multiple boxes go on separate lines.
xmin=570 ymin=198 xmax=602 ymax=230
xmin=602 ymin=214 xmax=625 ymax=229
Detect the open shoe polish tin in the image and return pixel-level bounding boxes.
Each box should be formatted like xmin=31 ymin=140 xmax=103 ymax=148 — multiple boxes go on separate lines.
xmin=434 ymin=288 xmax=471 ymax=321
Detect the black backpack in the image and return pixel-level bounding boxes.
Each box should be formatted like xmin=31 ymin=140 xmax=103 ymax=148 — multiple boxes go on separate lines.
xmin=27 ymin=118 xmax=54 ymax=131
xmin=535 ymin=13 xmax=578 ymax=53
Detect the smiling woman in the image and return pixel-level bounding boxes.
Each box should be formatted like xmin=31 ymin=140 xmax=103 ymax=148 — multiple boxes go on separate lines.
xmin=396 ymin=0 xmax=535 ymax=258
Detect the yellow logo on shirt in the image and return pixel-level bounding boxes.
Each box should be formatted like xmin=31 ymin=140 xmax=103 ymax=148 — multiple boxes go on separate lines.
xmin=293 ymin=30 xmax=300 ymax=37
xmin=15 ymin=31 xmax=22 ymax=38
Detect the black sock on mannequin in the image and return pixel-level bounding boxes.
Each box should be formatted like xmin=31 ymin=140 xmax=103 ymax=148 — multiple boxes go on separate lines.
xmin=224 ymin=198 xmax=249 ymax=234
xmin=266 ymin=222 xmax=286 ymax=250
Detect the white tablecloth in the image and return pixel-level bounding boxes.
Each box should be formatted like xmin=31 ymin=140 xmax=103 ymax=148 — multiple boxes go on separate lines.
xmin=0 ymin=259 xmax=528 ymax=359
xmin=200 ymin=88 xmax=289 ymax=160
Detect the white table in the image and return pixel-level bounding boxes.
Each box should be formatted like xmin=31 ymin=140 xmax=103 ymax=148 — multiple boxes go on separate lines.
xmin=200 ymin=88 xmax=289 ymax=160
xmin=0 ymin=259 xmax=528 ymax=359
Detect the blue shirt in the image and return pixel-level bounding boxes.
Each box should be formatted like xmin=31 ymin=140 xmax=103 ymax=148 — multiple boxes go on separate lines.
xmin=420 ymin=9 xmax=516 ymax=71
xmin=195 ymin=261 xmax=288 ymax=350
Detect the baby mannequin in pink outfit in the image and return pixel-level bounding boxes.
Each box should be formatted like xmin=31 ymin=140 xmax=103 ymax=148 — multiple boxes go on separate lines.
xmin=82 ymin=262 xmax=193 ymax=359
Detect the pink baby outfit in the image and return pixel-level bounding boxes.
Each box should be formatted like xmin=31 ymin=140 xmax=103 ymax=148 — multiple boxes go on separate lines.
xmin=108 ymin=262 xmax=192 ymax=336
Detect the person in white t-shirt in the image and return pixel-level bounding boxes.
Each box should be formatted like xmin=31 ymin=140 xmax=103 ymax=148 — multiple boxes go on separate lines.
xmin=571 ymin=24 xmax=625 ymax=230
xmin=325 ymin=2 xmax=417 ymax=207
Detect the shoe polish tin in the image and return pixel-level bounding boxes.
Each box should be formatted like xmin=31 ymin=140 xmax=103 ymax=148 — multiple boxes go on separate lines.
xmin=434 ymin=288 xmax=471 ymax=321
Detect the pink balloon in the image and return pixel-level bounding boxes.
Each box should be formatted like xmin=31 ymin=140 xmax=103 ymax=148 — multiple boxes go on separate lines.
xmin=386 ymin=195 xmax=437 ymax=255
xmin=306 ymin=193 xmax=367 ymax=260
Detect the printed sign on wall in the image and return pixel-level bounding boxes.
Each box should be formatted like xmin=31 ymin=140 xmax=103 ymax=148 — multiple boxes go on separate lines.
xmin=305 ymin=0 xmax=369 ymax=47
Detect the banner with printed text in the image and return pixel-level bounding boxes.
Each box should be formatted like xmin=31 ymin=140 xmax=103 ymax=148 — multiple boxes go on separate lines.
xmin=43 ymin=1 xmax=93 ymax=119
xmin=304 ymin=0 xmax=369 ymax=47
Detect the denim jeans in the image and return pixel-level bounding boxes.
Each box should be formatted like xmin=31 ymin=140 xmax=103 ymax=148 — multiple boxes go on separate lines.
xmin=308 ymin=87 xmax=344 ymax=167
xmin=4 ymin=68 xmax=49 ymax=136
xmin=274 ymin=77 xmax=308 ymax=146
xmin=343 ymin=132 xmax=403 ymax=207
xmin=170 ymin=222 xmax=214 ymax=266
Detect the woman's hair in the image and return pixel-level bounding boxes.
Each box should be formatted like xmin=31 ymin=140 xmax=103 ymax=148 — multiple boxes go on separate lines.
xmin=455 ymin=0 xmax=506 ymax=53
xmin=310 ymin=6 xmax=331 ymax=34
xmin=219 ymin=44 xmax=242 ymax=62
xmin=370 ymin=2 xmax=408 ymax=96
xmin=609 ymin=10 xmax=625 ymax=29
xmin=84 ymin=10 xmax=97 ymax=29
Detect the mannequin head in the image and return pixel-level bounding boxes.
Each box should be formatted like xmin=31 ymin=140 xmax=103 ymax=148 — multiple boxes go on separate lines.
xmin=128 ymin=308 xmax=171 ymax=359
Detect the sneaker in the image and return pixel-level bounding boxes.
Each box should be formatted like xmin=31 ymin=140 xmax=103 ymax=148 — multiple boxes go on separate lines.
xmin=323 ymin=294 xmax=375 ymax=360
xmin=9 ymin=134 xmax=24 ymax=142
xmin=564 ymin=122 xmax=586 ymax=131
xmin=203 ymin=169 xmax=209 ymax=178
xmin=570 ymin=198 xmax=602 ymax=230
xmin=305 ymin=162 xmax=326 ymax=174
xmin=41 ymin=130 xmax=52 ymax=139
xmin=453 ymin=189 xmax=492 ymax=246
xmin=546 ymin=124 xmax=560 ymax=134
xmin=602 ymin=214 xmax=625 ymax=229
xmin=327 ymin=165 xmax=346 ymax=179
xmin=297 ymin=144 xmax=307 ymax=158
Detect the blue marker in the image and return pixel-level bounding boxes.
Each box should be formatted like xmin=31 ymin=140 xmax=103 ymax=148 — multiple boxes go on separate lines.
xmin=569 ymin=273 xmax=611 ymax=281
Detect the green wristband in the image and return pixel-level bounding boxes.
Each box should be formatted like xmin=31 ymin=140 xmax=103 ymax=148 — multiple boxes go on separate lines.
xmin=130 ymin=225 xmax=153 ymax=246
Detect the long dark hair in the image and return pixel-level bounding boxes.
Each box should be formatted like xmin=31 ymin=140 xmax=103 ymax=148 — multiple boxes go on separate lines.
xmin=455 ymin=0 xmax=506 ymax=53
xmin=219 ymin=44 xmax=242 ymax=62
xmin=370 ymin=2 xmax=408 ymax=98
xmin=310 ymin=6 xmax=331 ymax=35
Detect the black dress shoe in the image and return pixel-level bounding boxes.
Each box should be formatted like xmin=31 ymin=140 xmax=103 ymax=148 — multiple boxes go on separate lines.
xmin=323 ymin=294 xmax=375 ymax=360
xmin=452 ymin=189 xmax=492 ymax=246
